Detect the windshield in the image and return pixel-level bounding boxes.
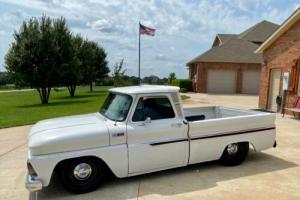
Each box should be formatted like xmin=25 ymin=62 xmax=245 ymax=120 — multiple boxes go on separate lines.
xmin=100 ymin=92 xmax=133 ymax=121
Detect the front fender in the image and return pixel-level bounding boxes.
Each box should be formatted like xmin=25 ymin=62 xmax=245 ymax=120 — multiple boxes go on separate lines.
xmin=29 ymin=144 xmax=128 ymax=187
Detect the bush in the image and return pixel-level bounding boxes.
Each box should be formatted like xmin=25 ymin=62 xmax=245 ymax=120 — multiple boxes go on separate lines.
xmin=0 ymin=72 xmax=13 ymax=86
xmin=172 ymin=79 xmax=192 ymax=92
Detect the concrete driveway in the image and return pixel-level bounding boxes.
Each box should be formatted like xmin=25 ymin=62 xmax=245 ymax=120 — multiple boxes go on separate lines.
xmin=1 ymin=93 xmax=300 ymax=200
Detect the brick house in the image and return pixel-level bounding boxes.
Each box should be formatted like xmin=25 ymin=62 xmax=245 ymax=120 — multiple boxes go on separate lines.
xmin=187 ymin=21 xmax=278 ymax=94
xmin=256 ymin=8 xmax=300 ymax=112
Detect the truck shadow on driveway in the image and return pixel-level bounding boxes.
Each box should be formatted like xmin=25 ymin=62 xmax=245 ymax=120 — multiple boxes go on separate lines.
xmin=29 ymin=151 xmax=297 ymax=200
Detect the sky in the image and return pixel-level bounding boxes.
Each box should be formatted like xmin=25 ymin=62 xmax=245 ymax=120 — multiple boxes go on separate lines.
xmin=0 ymin=0 xmax=299 ymax=78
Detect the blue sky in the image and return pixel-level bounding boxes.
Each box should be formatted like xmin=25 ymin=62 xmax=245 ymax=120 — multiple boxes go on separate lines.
xmin=0 ymin=0 xmax=299 ymax=78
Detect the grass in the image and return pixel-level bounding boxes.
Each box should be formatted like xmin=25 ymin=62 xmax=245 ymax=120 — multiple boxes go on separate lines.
xmin=0 ymin=86 xmax=110 ymax=129
xmin=181 ymin=95 xmax=190 ymax=100
xmin=0 ymin=86 xmax=191 ymax=129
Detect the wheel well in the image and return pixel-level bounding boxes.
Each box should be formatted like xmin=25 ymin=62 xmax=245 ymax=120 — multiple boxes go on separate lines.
xmin=223 ymin=141 xmax=250 ymax=151
xmin=54 ymin=156 xmax=114 ymax=177
xmin=249 ymin=142 xmax=256 ymax=151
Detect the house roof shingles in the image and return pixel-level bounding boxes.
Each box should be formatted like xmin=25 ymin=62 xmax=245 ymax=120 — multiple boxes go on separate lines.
xmin=187 ymin=39 xmax=263 ymax=65
xmin=217 ymin=34 xmax=237 ymax=44
xmin=238 ymin=20 xmax=279 ymax=43
xmin=187 ymin=20 xmax=279 ymax=65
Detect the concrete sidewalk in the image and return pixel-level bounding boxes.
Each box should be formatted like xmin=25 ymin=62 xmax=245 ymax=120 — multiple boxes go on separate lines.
xmin=1 ymin=94 xmax=300 ymax=200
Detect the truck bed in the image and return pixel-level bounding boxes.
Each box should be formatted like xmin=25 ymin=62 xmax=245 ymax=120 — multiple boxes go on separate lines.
xmin=183 ymin=106 xmax=259 ymax=121
xmin=183 ymin=106 xmax=276 ymax=164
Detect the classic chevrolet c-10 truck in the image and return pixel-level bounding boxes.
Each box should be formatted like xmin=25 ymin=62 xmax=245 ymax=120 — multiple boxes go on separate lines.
xmin=26 ymin=85 xmax=276 ymax=193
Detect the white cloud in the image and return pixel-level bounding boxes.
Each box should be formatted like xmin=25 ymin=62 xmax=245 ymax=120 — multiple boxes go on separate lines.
xmin=0 ymin=0 xmax=298 ymax=77
xmin=88 ymin=19 xmax=110 ymax=31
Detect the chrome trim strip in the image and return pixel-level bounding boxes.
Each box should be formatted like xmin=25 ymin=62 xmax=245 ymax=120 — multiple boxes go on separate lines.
xmin=149 ymin=138 xmax=188 ymax=146
xmin=190 ymin=127 xmax=275 ymax=141
xmin=148 ymin=127 xmax=275 ymax=146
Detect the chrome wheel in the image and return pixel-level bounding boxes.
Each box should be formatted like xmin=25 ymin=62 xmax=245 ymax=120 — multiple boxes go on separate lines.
xmin=227 ymin=143 xmax=239 ymax=155
xmin=73 ymin=163 xmax=92 ymax=180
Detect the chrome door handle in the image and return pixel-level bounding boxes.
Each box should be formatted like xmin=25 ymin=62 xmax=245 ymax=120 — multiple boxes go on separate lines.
xmin=138 ymin=123 xmax=146 ymax=126
xmin=171 ymin=123 xmax=182 ymax=127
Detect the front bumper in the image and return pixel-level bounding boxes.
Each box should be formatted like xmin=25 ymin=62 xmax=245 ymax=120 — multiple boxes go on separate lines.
xmin=25 ymin=174 xmax=42 ymax=192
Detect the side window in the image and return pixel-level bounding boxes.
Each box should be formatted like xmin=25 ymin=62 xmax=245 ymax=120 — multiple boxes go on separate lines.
xmin=132 ymin=97 xmax=175 ymax=122
xmin=132 ymin=98 xmax=145 ymax=122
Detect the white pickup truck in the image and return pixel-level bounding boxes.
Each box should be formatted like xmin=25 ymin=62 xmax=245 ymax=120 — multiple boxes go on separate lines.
xmin=26 ymin=85 xmax=276 ymax=193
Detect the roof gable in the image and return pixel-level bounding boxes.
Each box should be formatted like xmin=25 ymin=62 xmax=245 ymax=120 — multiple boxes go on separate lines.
xmin=238 ymin=20 xmax=279 ymax=43
xmin=187 ymin=38 xmax=263 ymax=65
xmin=187 ymin=19 xmax=279 ymax=65
xmin=212 ymin=34 xmax=237 ymax=47
xmin=256 ymin=8 xmax=300 ymax=53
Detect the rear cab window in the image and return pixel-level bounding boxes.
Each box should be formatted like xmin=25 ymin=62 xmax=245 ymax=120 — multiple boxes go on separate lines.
xmin=132 ymin=96 xmax=175 ymax=122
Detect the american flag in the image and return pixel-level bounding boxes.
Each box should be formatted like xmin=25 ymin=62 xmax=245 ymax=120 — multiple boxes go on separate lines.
xmin=139 ymin=24 xmax=155 ymax=36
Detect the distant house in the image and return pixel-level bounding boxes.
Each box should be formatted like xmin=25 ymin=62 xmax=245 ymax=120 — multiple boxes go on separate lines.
xmin=187 ymin=20 xmax=278 ymax=94
xmin=256 ymin=8 xmax=300 ymax=112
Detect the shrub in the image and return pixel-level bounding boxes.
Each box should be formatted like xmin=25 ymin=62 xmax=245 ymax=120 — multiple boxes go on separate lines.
xmin=172 ymin=79 xmax=192 ymax=92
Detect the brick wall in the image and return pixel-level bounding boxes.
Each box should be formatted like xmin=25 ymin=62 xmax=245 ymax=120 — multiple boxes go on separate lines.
xmin=259 ymin=19 xmax=300 ymax=111
xmin=190 ymin=62 xmax=261 ymax=93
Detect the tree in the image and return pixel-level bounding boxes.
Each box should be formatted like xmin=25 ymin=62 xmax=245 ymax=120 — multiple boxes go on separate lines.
xmin=112 ymin=59 xmax=126 ymax=86
xmin=5 ymin=16 xmax=60 ymax=104
xmin=79 ymin=40 xmax=109 ymax=92
xmin=0 ymin=72 xmax=13 ymax=86
xmin=168 ymin=72 xmax=176 ymax=84
xmin=61 ymin=34 xmax=82 ymax=97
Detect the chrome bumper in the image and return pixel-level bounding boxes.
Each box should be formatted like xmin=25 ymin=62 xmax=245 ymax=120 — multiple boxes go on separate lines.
xmin=25 ymin=174 xmax=42 ymax=192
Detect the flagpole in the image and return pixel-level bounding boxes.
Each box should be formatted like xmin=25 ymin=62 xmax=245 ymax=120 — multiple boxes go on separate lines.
xmin=138 ymin=21 xmax=141 ymax=85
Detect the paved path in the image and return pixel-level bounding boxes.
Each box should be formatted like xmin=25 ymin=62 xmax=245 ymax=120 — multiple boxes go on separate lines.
xmin=1 ymin=93 xmax=300 ymax=200
xmin=0 ymin=89 xmax=34 ymax=93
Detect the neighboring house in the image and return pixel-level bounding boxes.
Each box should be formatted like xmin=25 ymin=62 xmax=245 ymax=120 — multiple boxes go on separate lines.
xmin=187 ymin=20 xmax=278 ymax=94
xmin=256 ymin=8 xmax=300 ymax=112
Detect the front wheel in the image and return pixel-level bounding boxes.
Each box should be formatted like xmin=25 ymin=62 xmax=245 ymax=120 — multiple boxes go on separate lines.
xmin=59 ymin=157 xmax=105 ymax=194
xmin=220 ymin=142 xmax=249 ymax=166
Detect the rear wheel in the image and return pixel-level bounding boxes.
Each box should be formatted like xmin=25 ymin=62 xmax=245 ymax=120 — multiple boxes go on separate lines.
xmin=59 ymin=157 xmax=105 ymax=194
xmin=220 ymin=142 xmax=249 ymax=166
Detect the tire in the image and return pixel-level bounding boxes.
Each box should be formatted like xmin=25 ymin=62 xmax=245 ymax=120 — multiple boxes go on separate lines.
xmin=59 ymin=157 xmax=105 ymax=194
xmin=220 ymin=142 xmax=249 ymax=166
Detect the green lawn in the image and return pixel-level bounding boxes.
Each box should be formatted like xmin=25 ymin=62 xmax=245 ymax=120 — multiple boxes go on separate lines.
xmin=0 ymin=86 xmax=110 ymax=128
xmin=180 ymin=94 xmax=190 ymax=100
xmin=0 ymin=86 xmax=190 ymax=129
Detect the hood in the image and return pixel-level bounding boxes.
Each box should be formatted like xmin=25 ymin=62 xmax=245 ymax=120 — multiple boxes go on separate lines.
xmin=28 ymin=113 xmax=110 ymax=156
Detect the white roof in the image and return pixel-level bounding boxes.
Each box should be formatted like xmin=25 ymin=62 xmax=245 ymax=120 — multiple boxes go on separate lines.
xmin=109 ymin=85 xmax=180 ymax=94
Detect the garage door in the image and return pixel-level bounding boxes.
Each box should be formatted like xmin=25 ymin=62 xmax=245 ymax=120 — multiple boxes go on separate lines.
xmin=242 ymin=70 xmax=261 ymax=94
xmin=207 ymin=69 xmax=236 ymax=93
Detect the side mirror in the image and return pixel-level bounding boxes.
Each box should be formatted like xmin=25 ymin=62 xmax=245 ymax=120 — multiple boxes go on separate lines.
xmin=145 ymin=117 xmax=151 ymax=123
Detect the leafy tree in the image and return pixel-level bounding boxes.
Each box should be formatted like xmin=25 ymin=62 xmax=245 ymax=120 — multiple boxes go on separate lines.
xmin=168 ymin=72 xmax=176 ymax=84
xmin=61 ymin=34 xmax=82 ymax=97
xmin=79 ymin=40 xmax=109 ymax=92
xmin=5 ymin=16 xmax=59 ymax=104
xmin=112 ymin=59 xmax=126 ymax=86
xmin=0 ymin=72 xmax=13 ymax=85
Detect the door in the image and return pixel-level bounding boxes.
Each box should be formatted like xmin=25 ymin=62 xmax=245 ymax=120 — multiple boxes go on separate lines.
xmin=268 ymin=69 xmax=281 ymax=111
xmin=207 ymin=69 xmax=236 ymax=93
xmin=242 ymin=70 xmax=261 ymax=94
xmin=127 ymin=95 xmax=188 ymax=174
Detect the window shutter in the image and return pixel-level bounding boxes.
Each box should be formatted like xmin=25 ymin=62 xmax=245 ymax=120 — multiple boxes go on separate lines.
xmin=290 ymin=59 xmax=300 ymax=94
